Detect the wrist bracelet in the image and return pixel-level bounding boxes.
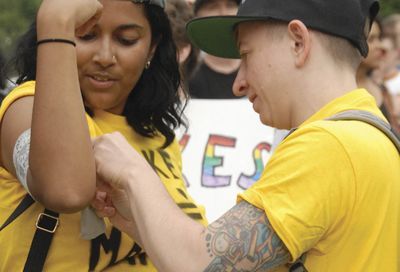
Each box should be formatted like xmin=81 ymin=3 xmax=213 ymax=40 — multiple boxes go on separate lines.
xmin=36 ymin=38 xmax=76 ymax=47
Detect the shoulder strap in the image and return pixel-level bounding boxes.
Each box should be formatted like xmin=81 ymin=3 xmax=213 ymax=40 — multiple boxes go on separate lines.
xmin=0 ymin=194 xmax=35 ymax=231
xmin=289 ymin=254 xmax=308 ymax=272
xmin=0 ymin=194 xmax=59 ymax=272
xmin=24 ymin=209 xmax=59 ymax=272
xmin=327 ymin=110 xmax=400 ymax=153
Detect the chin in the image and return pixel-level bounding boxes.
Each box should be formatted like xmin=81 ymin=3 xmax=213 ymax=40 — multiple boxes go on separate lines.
xmin=259 ymin=114 xmax=270 ymax=126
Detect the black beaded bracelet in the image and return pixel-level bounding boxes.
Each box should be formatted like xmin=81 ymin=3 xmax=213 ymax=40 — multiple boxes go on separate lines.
xmin=36 ymin=38 xmax=76 ymax=47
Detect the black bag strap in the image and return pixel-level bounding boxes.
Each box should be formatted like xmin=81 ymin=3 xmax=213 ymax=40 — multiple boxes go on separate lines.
xmin=289 ymin=254 xmax=308 ymax=272
xmin=288 ymin=109 xmax=399 ymax=271
xmin=0 ymin=194 xmax=59 ymax=272
xmin=24 ymin=209 xmax=59 ymax=272
xmin=0 ymin=194 xmax=34 ymax=231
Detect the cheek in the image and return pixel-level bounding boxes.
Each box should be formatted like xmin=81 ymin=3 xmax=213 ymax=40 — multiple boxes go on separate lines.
xmin=123 ymin=42 xmax=152 ymax=69
xmin=76 ymin=48 xmax=92 ymax=74
xmin=248 ymin=67 xmax=265 ymax=91
xmin=118 ymin=62 xmax=146 ymax=94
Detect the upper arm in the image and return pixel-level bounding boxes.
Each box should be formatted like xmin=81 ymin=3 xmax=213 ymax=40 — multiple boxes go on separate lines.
xmin=203 ymin=201 xmax=290 ymax=271
xmin=1 ymin=93 xmax=96 ymax=213
xmin=0 ymin=96 xmax=33 ymax=176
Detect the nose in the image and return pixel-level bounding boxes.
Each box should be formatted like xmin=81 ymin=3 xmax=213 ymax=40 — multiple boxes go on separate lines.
xmin=232 ymin=65 xmax=248 ymax=97
xmin=93 ymin=39 xmax=116 ymax=67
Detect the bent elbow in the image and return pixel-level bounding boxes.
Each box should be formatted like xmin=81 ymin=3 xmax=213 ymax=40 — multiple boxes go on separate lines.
xmin=29 ymin=176 xmax=96 ymax=213
xmin=34 ymin=189 xmax=95 ymax=213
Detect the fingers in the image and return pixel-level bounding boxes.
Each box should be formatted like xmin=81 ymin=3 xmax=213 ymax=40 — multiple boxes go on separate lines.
xmin=95 ymin=206 xmax=116 ymax=218
xmin=96 ymin=178 xmax=113 ymax=191
xmin=91 ymin=190 xmax=115 ymax=218
xmin=92 ymin=132 xmax=130 ymax=189
xmin=38 ymin=0 xmax=104 ymax=35
xmin=75 ymin=1 xmax=103 ymax=36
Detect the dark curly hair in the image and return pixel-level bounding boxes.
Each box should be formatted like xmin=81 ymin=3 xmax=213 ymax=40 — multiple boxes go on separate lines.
xmin=0 ymin=49 xmax=6 ymax=90
xmin=11 ymin=4 xmax=186 ymax=148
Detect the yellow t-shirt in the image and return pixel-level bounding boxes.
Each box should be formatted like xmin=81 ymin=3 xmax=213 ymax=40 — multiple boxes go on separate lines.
xmin=0 ymin=81 xmax=207 ymax=271
xmin=239 ymin=89 xmax=400 ymax=271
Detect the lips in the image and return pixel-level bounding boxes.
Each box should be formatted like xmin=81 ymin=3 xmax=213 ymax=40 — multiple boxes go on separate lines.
xmin=92 ymin=75 xmax=112 ymax=81
xmin=248 ymin=94 xmax=257 ymax=103
xmin=88 ymin=73 xmax=117 ymax=89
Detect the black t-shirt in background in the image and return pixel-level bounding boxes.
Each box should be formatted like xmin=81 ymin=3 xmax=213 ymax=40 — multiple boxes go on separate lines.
xmin=188 ymin=62 xmax=241 ymax=99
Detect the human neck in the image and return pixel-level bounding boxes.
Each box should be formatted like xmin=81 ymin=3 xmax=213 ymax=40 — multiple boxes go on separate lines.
xmin=203 ymin=54 xmax=241 ymax=74
xmin=356 ymin=64 xmax=370 ymax=84
xmin=288 ymin=64 xmax=358 ymax=129
xmin=356 ymin=64 xmax=383 ymax=106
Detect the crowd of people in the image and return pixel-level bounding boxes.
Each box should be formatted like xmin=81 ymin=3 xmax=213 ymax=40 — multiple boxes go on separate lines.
xmin=0 ymin=0 xmax=399 ymax=271
xmin=356 ymin=15 xmax=400 ymax=134
xmin=2 ymin=1 xmax=400 ymax=105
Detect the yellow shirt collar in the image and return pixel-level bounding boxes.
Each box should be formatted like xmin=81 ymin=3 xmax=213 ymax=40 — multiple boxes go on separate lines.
xmin=299 ymin=88 xmax=385 ymax=128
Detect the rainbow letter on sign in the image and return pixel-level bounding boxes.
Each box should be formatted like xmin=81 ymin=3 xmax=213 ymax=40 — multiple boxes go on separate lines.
xmin=202 ymin=135 xmax=236 ymax=187
xmin=237 ymin=142 xmax=271 ymax=189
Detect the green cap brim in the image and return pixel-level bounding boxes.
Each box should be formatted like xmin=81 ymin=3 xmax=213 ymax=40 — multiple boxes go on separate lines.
xmin=187 ymin=16 xmax=258 ymax=59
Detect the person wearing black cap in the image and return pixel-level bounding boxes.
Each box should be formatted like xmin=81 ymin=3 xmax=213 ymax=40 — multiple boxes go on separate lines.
xmin=188 ymin=0 xmax=242 ymax=98
xmin=91 ymin=0 xmax=400 ymax=271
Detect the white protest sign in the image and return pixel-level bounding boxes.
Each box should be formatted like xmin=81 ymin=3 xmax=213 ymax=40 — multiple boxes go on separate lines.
xmin=176 ymin=99 xmax=276 ymax=222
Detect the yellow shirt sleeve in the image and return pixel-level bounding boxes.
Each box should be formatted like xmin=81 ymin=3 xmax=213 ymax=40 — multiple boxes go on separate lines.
xmin=238 ymin=123 xmax=356 ymax=261
xmin=0 ymin=81 xmax=35 ymax=118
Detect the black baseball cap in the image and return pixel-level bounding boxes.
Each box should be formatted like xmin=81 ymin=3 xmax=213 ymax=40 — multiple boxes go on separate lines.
xmin=187 ymin=0 xmax=380 ymax=58
xmin=131 ymin=0 xmax=165 ymax=9
xmin=193 ymin=0 xmax=241 ymax=14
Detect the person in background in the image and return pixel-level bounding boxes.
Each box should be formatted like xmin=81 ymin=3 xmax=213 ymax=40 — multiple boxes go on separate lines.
xmin=185 ymin=0 xmax=195 ymax=8
xmin=92 ymin=0 xmax=399 ymax=271
xmin=166 ymin=0 xmax=198 ymax=92
xmin=382 ymin=13 xmax=400 ymax=67
xmin=382 ymin=14 xmax=400 ymax=132
xmin=0 ymin=0 xmax=206 ymax=271
xmin=188 ymin=0 xmax=242 ymax=98
xmin=356 ymin=19 xmax=395 ymax=123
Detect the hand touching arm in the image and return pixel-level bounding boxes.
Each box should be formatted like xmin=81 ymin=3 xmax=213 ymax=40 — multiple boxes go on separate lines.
xmin=92 ymin=132 xmax=291 ymax=271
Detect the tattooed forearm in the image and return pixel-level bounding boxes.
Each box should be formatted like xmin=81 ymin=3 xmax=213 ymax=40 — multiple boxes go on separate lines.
xmin=203 ymin=201 xmax=290 ymax=272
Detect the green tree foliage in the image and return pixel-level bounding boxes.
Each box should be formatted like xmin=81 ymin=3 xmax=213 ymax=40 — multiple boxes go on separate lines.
xmin=380 ymin=0 xmax=400 ymax=17
xmin=0 ymin=0 xmax=399 ymax=60
xmin=0 ymin=0 xmax=40 ymax=57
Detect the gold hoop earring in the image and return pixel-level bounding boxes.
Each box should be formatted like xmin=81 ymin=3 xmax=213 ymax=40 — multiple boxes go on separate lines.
xmin=145 ymin=60 xmax=151 ymax=69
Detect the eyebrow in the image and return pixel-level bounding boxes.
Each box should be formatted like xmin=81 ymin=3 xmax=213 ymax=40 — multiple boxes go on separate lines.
xmin=117 ymin=24 xmax=144 ymax=31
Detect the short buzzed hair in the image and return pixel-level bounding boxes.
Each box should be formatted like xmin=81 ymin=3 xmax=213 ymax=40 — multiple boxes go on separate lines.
xmin=315 ymin=31 xmax=362 ymax=71
xmin=259 ymin=20 xmax=362 ymax=71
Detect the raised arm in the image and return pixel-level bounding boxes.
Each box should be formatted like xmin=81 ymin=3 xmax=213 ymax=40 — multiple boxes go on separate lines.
xmin=92 ymin=132 xmax=291 ymax=271
xmin=0 ymin=0 xmax=103 ymax=213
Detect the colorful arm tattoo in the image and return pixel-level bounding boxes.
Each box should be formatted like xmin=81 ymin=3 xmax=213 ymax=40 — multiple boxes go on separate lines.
xmin=204 ymin=201 xmax=290 ymax=272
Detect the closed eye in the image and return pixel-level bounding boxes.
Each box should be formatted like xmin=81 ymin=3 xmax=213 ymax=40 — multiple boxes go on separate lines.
xmin=117 ymin=37 xmax=139 ymax=46
xmin=239 ymin=51 xmax=248 ymax=60
xmin=78 ymin=32 xmax=96 ymax=42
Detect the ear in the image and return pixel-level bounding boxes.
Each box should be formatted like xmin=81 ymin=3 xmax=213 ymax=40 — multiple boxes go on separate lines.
xmin=287 ymin=20 xmax=311 ymax=67
xmin=148 ymin=39 xmax=160 ymax=63
xmin=178 ymin=44 xmax=192 ymax=64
